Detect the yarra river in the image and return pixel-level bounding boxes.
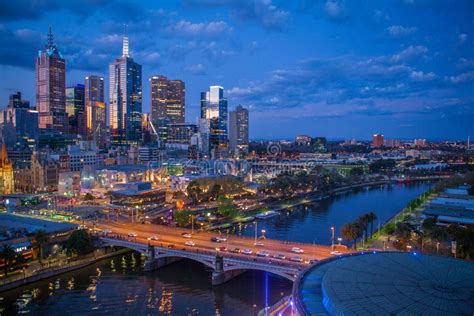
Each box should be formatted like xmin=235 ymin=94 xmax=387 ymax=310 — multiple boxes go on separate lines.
xmin=0 ymin=182 xmax=433 ymax=315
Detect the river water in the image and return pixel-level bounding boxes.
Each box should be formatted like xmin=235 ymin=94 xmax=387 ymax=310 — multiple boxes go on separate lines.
xmin=0 ymin=182 xmax=432 ymax=316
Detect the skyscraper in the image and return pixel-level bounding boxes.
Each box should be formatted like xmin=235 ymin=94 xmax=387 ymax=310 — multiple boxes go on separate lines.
xmin=229 ymin=105 xmax=249 ymax=157
xmin=200 ymin=86 xmax=228 ymax=156
xmin=85 ymin=76 xmax=107 ymax=148
xmin=66 ymin=84 xmax=85 ymax=135
xmin=372 ymin=134 xmax=384 ymax=148
xmin=36 ymin=27 xmax=68 ymax=133
xmin=109 ymin=35 xmax=142 ymax=145
xmin=150 ymin=75 xmax=185 ymax=125
xmin=0 ymin=92 xmax=38 ymax=149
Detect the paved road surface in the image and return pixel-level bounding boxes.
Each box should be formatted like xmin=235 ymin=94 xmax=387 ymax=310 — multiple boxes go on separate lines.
xmin=95 ymin=220 xmax=349 ymax=266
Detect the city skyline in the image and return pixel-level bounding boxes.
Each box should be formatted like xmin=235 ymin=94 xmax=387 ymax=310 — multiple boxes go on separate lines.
xmin=0 ymin=1 xmax=473 ymax=140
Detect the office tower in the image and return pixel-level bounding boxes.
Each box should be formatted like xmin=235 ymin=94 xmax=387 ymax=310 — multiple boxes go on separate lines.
xmin=0 ymin=92 xmax=38 ymax=149
xmin=150 ymin=75 xmax=185 ymax=125
xmin=85 ymin=75 xmax=107 ymax=148
xmin=372 ymin=134 xmax=384 ymax=148
xmin=167 ymin=123 xmax=197 ymax=145
xmin=9 ymin=92 xmax=30 ymax=109
xmin=66 ymin=84 xmax=85 ymax=135
xmin=36 ymin=27 xmax=68 ymax=133
xmin=229 ymin=105 xmax=249 ymax=156
xmin=200 ymin=86 xmax=228 ymax=156
xmin=109 ymin=35 xmax=142 ymax=145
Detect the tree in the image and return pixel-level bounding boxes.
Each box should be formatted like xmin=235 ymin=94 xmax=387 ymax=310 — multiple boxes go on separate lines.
xmin=0 ymin=245 xmax=16 ymax=277
xmin=173 ymin=210 xmax=191 ymax=227
xmin=341 ymin=223 xmax=359 ymax=249
xmin=210 ymin=184 xmax=222 ymax=200
xmin=84 ymin=193 xmax=94 ymax=201
xmin=366 ymin=212 xmax=377 ymax=237
xmin=187 ymin=181 xmax=202 ymax=205
xmin=217 ymin=196 xmax=239 ymax=218
xmin=349 ymin=167 xmax=364 ymax=177
xmin=357 ymin=215 xmax=369 ymax=242
xmin=65 ymin=229 xmax=93 ymax=257
xmin=33 ymin=229 xmax=48 ymax=264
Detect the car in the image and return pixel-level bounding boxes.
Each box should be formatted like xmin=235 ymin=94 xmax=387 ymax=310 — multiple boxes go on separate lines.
xmin=242 ymin=249 xmax=253 ymax=255
xmin=181 ymin=233 xmax=192 ymax=238
xmin=210 ymin=237 xmax=222 ymax=243
xmin=217 ymin=237 xmax=227 ymax=242
xmin=102 ymin=229 xmax=112 ymax=236
xmin=256 ymin=251 xmax=270 ymax=257
xmin=290 ymin=256 xmax=303 ymax=262
xmin=291 ymin=247 xmax=304 ymax=253
xmin=330 ymin=251 xmax=341 ymax=255
xmin=147 ymin=235 xmax=158 ymax=241
xmin=274 ymin=254 xmax=286 ymax=260
xmin=128 ymin=232 xmax=137 ymax=237
xmin=167 ymin=244 xmax=175 ymax=248
xmin=254 ymin=241 xmax=264 ymax=246
xmin=215 ymin=246 xmax=227 ymax=252
xmin=185 ymin=241 xmax=195 ymax=247
xmin=230 ymin=248 xmax=241 ymax=253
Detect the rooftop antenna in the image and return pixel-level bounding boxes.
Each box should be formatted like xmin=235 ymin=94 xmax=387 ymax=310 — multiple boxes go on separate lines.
xmin=122 ymin=24 xmax=129 ymax=57
xmin=47 ymin=26 xmax=54 ymax=47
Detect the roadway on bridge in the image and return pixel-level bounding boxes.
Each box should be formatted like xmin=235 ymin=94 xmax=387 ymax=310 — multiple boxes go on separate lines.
xmin=96 ymin=220 xmax=348 ymax=265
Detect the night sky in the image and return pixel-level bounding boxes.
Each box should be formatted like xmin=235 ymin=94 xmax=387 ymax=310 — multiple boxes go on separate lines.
xmin=0 ymin=0 xmax=473 ymax=140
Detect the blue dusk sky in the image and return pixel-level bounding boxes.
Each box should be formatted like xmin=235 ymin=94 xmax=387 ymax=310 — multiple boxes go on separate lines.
xmin=0 ymin=0 xmax=473 ymax=140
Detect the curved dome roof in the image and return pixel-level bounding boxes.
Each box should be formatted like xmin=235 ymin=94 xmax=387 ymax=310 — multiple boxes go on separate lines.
xmin=295 ymin=252 xmax=474 ymax=315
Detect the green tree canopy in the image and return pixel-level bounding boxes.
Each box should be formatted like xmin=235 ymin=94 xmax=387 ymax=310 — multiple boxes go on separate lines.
xmin=174 ymin=210 xmax=192 ymax=227
xmin=65 ymin=229 xmax=93 ymax=257
xmin=217 ymin=196 xmax=239 ymax=219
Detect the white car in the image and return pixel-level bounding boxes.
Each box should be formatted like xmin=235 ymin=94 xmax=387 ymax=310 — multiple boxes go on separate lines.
xmin=254 ymin=241 xmax=264 ymax=246
xmin=242 ymin=249 xmax=253 ymax=255
xmin=217 ymin=237 xmax=227 ymax=242
xmin=274 ymin=254 xmax=286 ymax=260
xmin=330 ymin=251 xmax=341 ymax=255
xmin=256 ymin=251 xmax=269 ymax=257
xmin=185 ymin=240 xmax=195 ymax=247
xmin=181 ymin=233 xmax=192 ymax=238
xmin=291 ymin=247 xmax=304 ymax=253
xmin=290 ymin=256 xmax=303 ymax=262
xmin=128 ymin=232 xmax=137 ymax=237
xmin=148 ymin=235 xmax=158 ymax=241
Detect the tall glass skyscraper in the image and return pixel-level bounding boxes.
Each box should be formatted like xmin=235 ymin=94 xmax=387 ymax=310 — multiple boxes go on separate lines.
xmin=150 ymin=75 xmax=185 ymax=125
xmin=229 ymin=105 xmax=249 ymax=157
xmin=66 ymin=84 xmax=85 ymax=135
xmin=109 ymin=36 xmax=142 ymax=145
xmin=200 ymin=86 xmax=228 ymax=156
xmin=36 ymin=27 xmax=68 ymax=133
xmin=85 ymin=76 xmax=107 ymax=148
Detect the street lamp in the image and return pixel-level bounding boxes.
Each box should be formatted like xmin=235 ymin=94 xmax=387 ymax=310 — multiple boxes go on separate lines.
xmin=337 ymin=237 xmax=342 ymax=246
xmin=254 ymin=221 xmax=258 ymax=245
xmin=261 ymin=229 xmax=266 ymax=240
xmin=331 ymin=226 xmax=335 ymax=251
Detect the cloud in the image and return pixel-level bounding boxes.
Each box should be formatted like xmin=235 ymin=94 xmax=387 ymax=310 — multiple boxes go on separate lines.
xmin=0 ymin=25 xmax=41 ymax=68
xmin=410 ymin=71 xmax=437 ymax=81
xmin=458 ymin=33 xmax=468 ymax=44
xmin=169 ymin=20 xmax=230 ymax=38
xmin=182 ymin=0 xmax=290 ymax=31
xmin=390 ymin=45 xmax=428 ymax=62
xmin=324 ymin=0 xmax=347 ymax=21
xmin=185 ymin=63 xmax=207 ymax=76
xmin=448 ymin=71 xmax=474 ymax=84
xmin=387 ymin=25 xmax=417 ymax=37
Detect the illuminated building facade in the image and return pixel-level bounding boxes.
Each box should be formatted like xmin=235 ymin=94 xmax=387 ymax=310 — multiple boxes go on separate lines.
xmin=150 ymin=75 xmax=185 ymax=125
xmin=200 ymin=86 xmax=228 ymax=156
xmin=85 ymin=76 xmax=107 ymax=148
xmin=229 ymin=105 xmax=249 ymax=156
xmin=372 ymin=134 xmax=384 ymax=148
xmin=109 ymin=36 xmax=142 ymax=146
xmin=36 ymin=28 xmax=68 ymax=133
xmin=0 ymin=143 xmax=14 ymax=194
xmin=66 ymin=84 xmax=85 ymax=135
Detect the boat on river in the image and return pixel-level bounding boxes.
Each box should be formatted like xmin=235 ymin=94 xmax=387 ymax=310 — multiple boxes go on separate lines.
xmin=255 ymin=210 xmax=279 ymax=219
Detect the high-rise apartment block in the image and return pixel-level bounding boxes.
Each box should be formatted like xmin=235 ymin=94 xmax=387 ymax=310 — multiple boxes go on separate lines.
xmin=85 ymin=76 xmax=107 ymax=148
xmin=229 ymin=105 xmax=249 ymax=156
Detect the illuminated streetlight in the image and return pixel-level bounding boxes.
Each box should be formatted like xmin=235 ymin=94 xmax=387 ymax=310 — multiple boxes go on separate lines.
xmin=331 ymin=226 xmax=335 ymax=251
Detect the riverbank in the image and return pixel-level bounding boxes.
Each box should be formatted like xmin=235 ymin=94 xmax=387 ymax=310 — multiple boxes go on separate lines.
xmin=207 ymin=180 xmax=393 ymax=231
xmin=0 ymin=247 xmax=130 ymax=293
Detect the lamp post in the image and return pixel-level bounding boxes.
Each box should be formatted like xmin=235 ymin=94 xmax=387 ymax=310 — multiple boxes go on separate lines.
xmin=261 ymin=229 xmax=266 ymax=240
xmin=337 ymin=237 xmax=342 ymax=246
xmin=331 ymin=226 xmax=335 ymax=251
xmin=254 ymin=221 xmax=258 ymax=245
xmin=191 ymin=214 xmax=194 ymax=234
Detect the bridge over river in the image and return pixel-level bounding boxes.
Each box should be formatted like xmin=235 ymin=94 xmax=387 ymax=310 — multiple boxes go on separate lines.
xmin=97 ymin=220 xmax=348 ymax=285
